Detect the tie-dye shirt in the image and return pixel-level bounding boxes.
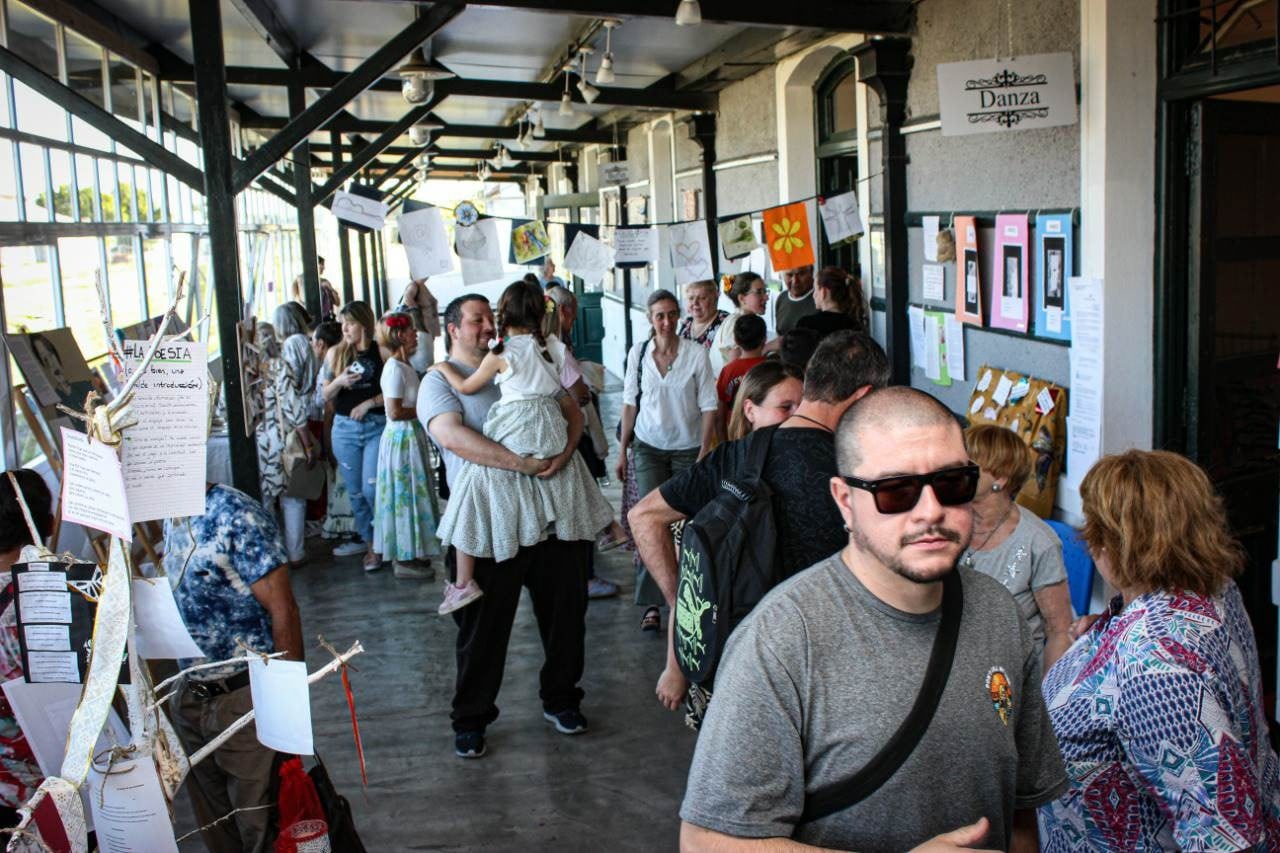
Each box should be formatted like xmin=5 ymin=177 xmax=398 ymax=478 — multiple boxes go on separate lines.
xmin=162 ymin=485 xmax=287 ymax=681
xmin=1039 ymin=583 xmax=1280 ymax=851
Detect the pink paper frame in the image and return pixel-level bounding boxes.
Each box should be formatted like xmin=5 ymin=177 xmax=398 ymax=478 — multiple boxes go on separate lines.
xmin=990 ymin=213 xmax=1030 ymax=333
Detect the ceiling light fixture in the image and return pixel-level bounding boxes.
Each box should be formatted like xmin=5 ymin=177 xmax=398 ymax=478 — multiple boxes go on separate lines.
xmin=397 ymin=48 xmax=455 ymax=105
xmin=576 ymin=48 xmax=600 ymax=104
xmin=533 ymin=109 xmax=546 ymax=138
xmin=675 ymin=0 xmax=702 ymax=25
xmin=408 ymin=118 xmax=443 ymax=146
xmin=415 ymin=153 xmax=432 ymax=169
xmin=596 ymin=20 xmax=619 ymax=85
xmin=559 ymin=76 xmax=574 ymax=117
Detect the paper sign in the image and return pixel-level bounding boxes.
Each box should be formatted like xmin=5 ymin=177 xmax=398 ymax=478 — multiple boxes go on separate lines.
xmin=923 ymin=215 xmax=940 ymax=262
xmin=330 ymin=190 xmax=387 ymax=230
xmin=937 ymin=52 xmax=1078 ymax=137
xmin=954 ymin=215 xmax=983 ymax=326
xmin=718 ymin=215 xmax=759 ymax=260
xmin=18 ymin=591 xmax=72 ymax=624
xmin=923 ymin=264 xmax=945 ymax=302
xmin=1036 ymin=386 xmax=1056 ymax=415
xmin=60 ymin=427 xmax=132 ymax=541
xmin=88 ymin=757 xmax=179 ymax=853
xmin=666 ymin=221 xmax=714 ymax=286
xmin=818 ymin=191 xmax=864 ymax=245
xmin=1035 ymin=212 xmax=1073 ymax=341
xmin=992 ymin=214 xmax=1029 ymax=332
xmin=992 ymin=375 xmax=1014 ymax=407
xmin=1064 ymin=276 xmax=1104 ymax=487
xmin=13 ymin=561 xmax=130 ymax=686
xmin=131 ymin=579 xmax=203 ymax=660
xmin=762 ymin=202 xmax=816 ymax=272
xmin=908 ymin=305 xmax=927 ymax=370
xmin=119 ymin=340 xmax=207 ymax=523
xmin=598 ymin=160 xmax=632 ymax=188
xmin=563 ymin=231 xmax=615 ymax=288
xmin=249 ymin=657 xmax=314 ymax=755
xmin=944 ymin=316 xmax=966 ymax=382
xmin=456 ymin=218 xmax=504 ymax=286
xmin=27 ymin=651 xmax=80 ymax=682
xmin=923 ymin=312 xmax=949 ymax=385
xmin=398 ymin=206 xmax=453 ymax=278
xmin=23 ymin=624 xmax=70 ymax=651
xmin=18 ymin=571 xmax=66 ymax=592
xmin=613 ymin=226 xmax=657 ymax=268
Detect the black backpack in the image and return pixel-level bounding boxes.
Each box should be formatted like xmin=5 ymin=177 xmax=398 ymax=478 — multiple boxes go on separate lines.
xmin=674 ymin=426 xmax=781 ymax=686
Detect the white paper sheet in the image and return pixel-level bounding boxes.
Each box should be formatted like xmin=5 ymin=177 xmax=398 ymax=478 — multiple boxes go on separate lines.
xmin=119 ymin=340 xmax=207 ymax=523
xmin=944 ymin=316 xmax=966 ymax=382
xmin=88 ymin=757 xmax=179 ymax=853
xmin=908 ymin=306 xmax=927 ymax=370
xmin=26 ymin=651 xmax=79 ymax=682
xmin=60 ymin=428 xmax=132 ymax=541
xmin=18 ymin=571 xmax=66 ymax=592
xmin=330 ymin=191 xmax=387 ymax=231
xmin=1064 ymin=276 xmax=1105 ymax=487
xmin=249 ymin=658 xmax=313 ymax=755
xmin=563 ymin=231 xmax=615 ymax=288
xmin=924 ymin=313 xmax=943 ymax=381
xmin=923 ymin=215 xmax=940 ymax=262
xmin=922 ymin=264 xmax=945 ymax=302
xmin=665 ymin=221 xmax=714 ymax=286
xmin=24 ymin=624 xmax=70 ymax=651
xmin=717 ymin=216 xmax=759 ymax=259
xmin=19 ymin=590 xmax=72 ymax=624
xmin=131 ymin=579 xmax=203 ymax=660
xmin=817 ymin=191 xmax=864 ymax=245
xmin=398 ymin=206 xmax=453 ymax=279
xmin=455 ymin=218 xmax=504 ymax=286
xmin=613 ymin=227 xmax=657 ymax=266
xmin=991 ymin=375 xmax=1014 ymax=407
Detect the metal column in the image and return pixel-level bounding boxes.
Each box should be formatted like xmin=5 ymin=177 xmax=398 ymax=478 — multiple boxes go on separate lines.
xmin=330 ymin=130 xmax=355 ymax=303
xmin=690 ymin=114 xmax=719 ymax=279
xmin=189 ymin=0 xmax=261 ymax=498
xmin=289 ymin=82 xmax=322 ymax=321
xmin=357 ymin=231 xmax=370 ymax=304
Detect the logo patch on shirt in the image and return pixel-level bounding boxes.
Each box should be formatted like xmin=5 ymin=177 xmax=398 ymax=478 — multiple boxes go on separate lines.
xmin=985 ymin=666 xmax=1013 ymax=725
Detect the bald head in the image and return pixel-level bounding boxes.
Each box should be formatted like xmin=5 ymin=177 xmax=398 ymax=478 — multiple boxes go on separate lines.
xmin=836 ymin=387 xmax=961 ymax=473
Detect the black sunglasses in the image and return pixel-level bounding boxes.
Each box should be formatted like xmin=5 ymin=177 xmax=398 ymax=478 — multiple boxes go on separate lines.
xmin=841 ymin=464 xmax=980 ymax=514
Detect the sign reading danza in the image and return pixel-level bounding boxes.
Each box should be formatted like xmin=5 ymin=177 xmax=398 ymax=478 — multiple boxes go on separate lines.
xmin=937 ymin=52 xmax=1077 ymax=137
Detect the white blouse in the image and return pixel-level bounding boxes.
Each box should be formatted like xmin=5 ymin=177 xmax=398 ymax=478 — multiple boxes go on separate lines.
xmin=623 ymin=337 xmax=718 ymax=451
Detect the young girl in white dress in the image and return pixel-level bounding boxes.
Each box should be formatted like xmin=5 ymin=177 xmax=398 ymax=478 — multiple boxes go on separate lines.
xmin=431 ymin=282 xmax=628 ymax=614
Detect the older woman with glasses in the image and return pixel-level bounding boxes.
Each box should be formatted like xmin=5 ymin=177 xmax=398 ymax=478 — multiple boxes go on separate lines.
xmin=1038 ymin=450 xmax=1280 ymax=852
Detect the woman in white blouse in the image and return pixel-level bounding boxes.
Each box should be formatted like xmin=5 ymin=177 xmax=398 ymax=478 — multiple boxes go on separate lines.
xmin=710 ymin=272 xmax=770 ymax=375
xmin=616 ymin=290 xmax=718 ymax=631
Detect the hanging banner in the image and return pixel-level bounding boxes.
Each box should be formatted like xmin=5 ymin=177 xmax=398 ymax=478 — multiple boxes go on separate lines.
xmin=1034 ymin=213 xmax=1073 ymax=341
xmin=612 ymin=226 xmax=657 ymax=268
xmin=817 ymin=191 xmax=864 ymax=246
xmin=563 ymin=230 xmax=615 ymax=288
xmin=762 ymin=202 xmax=815 ymax=272
xmin=598 ymin=160 xmax=633 ymax=188
xmin=397 ymin=206 xmax=453 ymax=279
xmin=665 ymin=221 xmax=714 ymax=286
xmin=991 ymin=213 xmax=1029 ymax=333
xmin=954 ymin=215 xmax=984 ymax=326
xmin=510 ymin=220 xmax=552 ymax=265
xmin=456 ymin=218 xmax=504 ymax=286
xmin=937 ymin=52 xmax=1077 ymax=137
xmin=330 ymin=190 xmax=387 ymax=231
xmin=717 ymin=215 xmax=759 ymax=260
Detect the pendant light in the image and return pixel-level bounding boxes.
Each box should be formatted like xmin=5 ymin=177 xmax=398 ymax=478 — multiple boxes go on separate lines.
xmin=532 ymin=108 xmax=546 ymax=138
xmin=558 ymin=70 xmax=574 ymax=117
xmin=675 ymin=0 xmax=702 ymax=25
xmin=397 ymin=48 xmax=455 ymax=105
xmin=576 ymin=48 xmax=600 ymax=104
xmin=595 ymin=20 xmax=619 ymax=85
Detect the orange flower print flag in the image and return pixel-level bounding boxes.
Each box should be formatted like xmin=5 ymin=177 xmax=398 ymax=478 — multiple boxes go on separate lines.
xmin=762 ymin=202 xmax=815 ymax=272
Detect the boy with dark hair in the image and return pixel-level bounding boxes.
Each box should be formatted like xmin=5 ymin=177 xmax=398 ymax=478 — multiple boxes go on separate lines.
xmin=715 ymin=314 xmax=769 ymax=427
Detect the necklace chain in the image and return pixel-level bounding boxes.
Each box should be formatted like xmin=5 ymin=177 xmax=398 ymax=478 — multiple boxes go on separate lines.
xmin=962 ymin=503 xmax=1016 ymax=568
xmin=788 ymin=413 xmax=832 ymax=432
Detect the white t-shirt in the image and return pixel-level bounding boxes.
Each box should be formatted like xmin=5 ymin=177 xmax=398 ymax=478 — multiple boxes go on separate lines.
xmin=494 ymin=334 xmax=566 ymax=403
xmin=623 ymin=336 xmax=718 ymax=451
xmin=380 ymin=357 xmax=418 ymax=408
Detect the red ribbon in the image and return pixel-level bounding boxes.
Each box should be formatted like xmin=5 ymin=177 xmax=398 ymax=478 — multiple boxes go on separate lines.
xmin=340 ymin=665 xmax=368 ymax=788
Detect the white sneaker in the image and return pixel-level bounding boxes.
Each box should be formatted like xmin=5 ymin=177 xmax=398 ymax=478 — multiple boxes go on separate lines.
xmin=332 ymin=540 xmax=366 ymax=557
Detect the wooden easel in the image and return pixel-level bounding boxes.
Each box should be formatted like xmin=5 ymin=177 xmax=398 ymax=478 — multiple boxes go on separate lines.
xmin=13 ymin=384 xmax=163 ymax=567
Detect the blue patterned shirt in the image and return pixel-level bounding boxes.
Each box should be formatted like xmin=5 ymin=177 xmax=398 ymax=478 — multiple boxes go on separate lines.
xmin=162 ymin=485 xmax=286 ymax=680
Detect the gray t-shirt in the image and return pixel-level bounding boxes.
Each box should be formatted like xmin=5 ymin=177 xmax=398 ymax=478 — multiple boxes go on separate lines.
xmin=680 ymin=556 xmax=1067 ymax=852
xmin=773 ymin=288 xmax=817 ymax=336
xmin=417 ymin=358 xmax=502 ymax=488
xmin=963 ymin=505 xmax=1068 ymax=645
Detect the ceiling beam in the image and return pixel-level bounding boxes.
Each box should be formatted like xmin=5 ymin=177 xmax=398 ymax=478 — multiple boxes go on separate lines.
xmin=231 ymin=3 xmax=462 ymax=193
xmin=311 ymin=146 xmax=561 ymax=163
xmin=312 ymin=98 xmax=442 ymax=204
xmin=239 ymin=114 xmax=612 ymax=144
xmin=227 ymin=0 xmax=302 ymax=68
xmin=374 ymin=147 xmax=423 ymax=188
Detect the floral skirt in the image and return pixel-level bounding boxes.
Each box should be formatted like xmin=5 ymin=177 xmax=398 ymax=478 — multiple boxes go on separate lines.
xmin=372 ymin=420 xmax=442 ymax=561
xmin=322 ymin=463 xmax=356 ymax=538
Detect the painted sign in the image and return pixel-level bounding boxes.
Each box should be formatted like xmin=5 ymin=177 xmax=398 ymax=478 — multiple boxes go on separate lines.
xmin=937 ymin=52 xmax=1076 ymax=137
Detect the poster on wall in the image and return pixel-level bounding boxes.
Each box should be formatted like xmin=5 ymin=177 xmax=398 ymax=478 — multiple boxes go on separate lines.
xmin=937 ymin=52 xmax=1078 ymax=137
xmin=762 ymin=202 xmax=815 ymax=272
xmin=4 ymin=328 xmax=97 ymax=430
xmin=1034 ymin=212 xmax=1073 ymax=341
xmin=953 ymin=215 xmax=983 ymax=325
xmin=991 ymin=213 xmax=1029 ymax=333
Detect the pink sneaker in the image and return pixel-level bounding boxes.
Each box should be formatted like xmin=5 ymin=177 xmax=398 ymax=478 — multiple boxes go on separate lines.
xmin=438 ymin=580 xmax=484 ymax=615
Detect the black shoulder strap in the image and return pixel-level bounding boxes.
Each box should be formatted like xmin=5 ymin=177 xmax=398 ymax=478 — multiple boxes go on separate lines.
xmin=743 ymin=424 xmax=778 ymax=485
xmin=800 ymin=569 xmax=965 ymax=824
xmin=634 ymin=338 xmax=651 ymax=412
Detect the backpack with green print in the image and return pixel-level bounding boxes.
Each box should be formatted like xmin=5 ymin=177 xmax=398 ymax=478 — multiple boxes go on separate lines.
xmin=675 ymin=426 xmax=781 ymax=687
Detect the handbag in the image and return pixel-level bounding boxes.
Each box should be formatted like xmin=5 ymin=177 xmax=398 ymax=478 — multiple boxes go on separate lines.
xmin=307 ymin=754 xmax=367 ymax=853
xmin=800 ymin=569 xmax=964 ymax=824
xmin=283 ymin=429 xmax=326 ymax=500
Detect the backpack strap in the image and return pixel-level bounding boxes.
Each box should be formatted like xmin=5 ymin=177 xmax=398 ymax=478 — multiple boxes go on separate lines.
xmin=742 ymin=424 xmax=778 ymax=486
xmin=800 ymin=568 xmax=965 ymax=824
xmin=634 ymin=338 xmax=651 ymax=413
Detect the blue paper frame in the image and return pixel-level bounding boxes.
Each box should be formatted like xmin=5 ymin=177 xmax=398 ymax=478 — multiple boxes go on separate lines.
xmin=1033 ymin=212 xmax=1073 ymax=342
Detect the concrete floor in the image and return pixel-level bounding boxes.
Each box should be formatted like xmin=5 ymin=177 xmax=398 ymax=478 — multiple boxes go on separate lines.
xmin=177 ymin=387 xmax=696 ymax=851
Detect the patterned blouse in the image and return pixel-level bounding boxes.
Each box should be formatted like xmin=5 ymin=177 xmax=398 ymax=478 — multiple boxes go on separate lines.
xmin=677 ymin=310 xmax=729 ymax=348
xmin=1039 ymin=583 xmax=1280 ymax=851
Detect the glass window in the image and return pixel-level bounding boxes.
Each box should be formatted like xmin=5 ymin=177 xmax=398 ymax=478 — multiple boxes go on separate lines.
xmin=142 ymin=238 xmax=170 ymax=315
xmin=0 ymin=70 xmax=11 ymax=129
xmin=141 ymin=72 xmax=158 ymax=141
xmin=97 ymin=158 xmax=119 ymax=221
xmin=197 ymin=237 xmax=219 ymax=358
xmin=1 ymin=243 xmax=56 ymax=338
xmin=71 ymin=116 xmax=111 ymax=152
xmin=5 ymin=3 xmax=59 ymax=79
xmin=63 ymin=29 xmax=106 ymax=110
xmin=13 ymin=81 xmax=67 ymax=142
xmin=48 ymin=149 xmax=74 ymax=222
xmin=74 ymin=154 xmax=97 ymax=221
xmin=149 ymin=168 xmax=164 ymax=221
xmin=117 ymin=164 xmax=135 ymax=222
xmin=19 ymin=143 xmax=49 ymax=221
xmin=106 ymin=238 xmax=142 ymax=330
xmin=56 ymin=237 xmax=110 ymax=359
xmin=825 ymin=74 xmax=858 ymax=137
xmin=107 ymin=54 xmax=141 ymax=132
xmin=0 ymin=141 xmax=18 ymax=220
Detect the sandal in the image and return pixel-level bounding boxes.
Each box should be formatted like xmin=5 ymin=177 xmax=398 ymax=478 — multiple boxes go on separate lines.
xmin=640 ymin=606 xmax=661 ymax=632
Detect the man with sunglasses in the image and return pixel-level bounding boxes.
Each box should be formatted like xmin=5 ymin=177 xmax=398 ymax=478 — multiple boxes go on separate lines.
xmin=631 ymin=331 xmax=890 ymax=712
xmin=679 ymin=387 xmax=1066 ymax=852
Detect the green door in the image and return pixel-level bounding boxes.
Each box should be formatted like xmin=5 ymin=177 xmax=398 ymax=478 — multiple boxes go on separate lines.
xmin=573 ymin=292 xmax=604 ymax=364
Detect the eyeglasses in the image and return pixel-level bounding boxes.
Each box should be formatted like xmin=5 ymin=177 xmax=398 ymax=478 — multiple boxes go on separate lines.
xmin=747 ymin=287 xmax=768 ymax=297
xmin=841 ymin=464 xmax=980 ymax=514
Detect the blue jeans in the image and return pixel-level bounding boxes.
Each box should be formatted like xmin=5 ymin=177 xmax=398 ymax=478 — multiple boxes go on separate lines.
xmin=331 ymin=413 xmax=386 ymax=544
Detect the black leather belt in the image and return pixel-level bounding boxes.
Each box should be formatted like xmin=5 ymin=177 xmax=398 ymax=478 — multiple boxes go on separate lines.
xmin=188 ymin=671 xmax=251 ymax=700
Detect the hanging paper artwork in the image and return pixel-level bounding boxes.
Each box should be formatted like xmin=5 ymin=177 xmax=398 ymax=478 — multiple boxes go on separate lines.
xmin=510 ymin=220 xmax=551 ymax=264
xmin=330 ymin=190 xmax=387 ymax=231
xmin=1034 ymin=212 xmax=1073 ymax=341
xmin=717 ymin=215 xmax=759 ymax=260
xmin=563 ymin=231 xmax=616 ymax=288
xmin=954 ymin=215 xmax=983 ymax=326
xmin=666 ymin=221 xmax=714 ymax=286
xmin=991 ymin=213 xmax=1029 ymax=333
xmin=762 ymin=202 xmax=815 ymax=272
xmin=397 ymin=206 xmax=453 ymax=279
xmin=923 ymin=310 xmax=950 ymax=386
xmin=456 ymin=218 xmax=504 ymax=286
xmin=818 ymin=191 xmax=864 ymax=246
xmin=612 ymin=226 xmax=657 ymax=268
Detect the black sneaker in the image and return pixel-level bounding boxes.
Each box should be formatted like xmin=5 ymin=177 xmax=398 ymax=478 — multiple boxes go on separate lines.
xmin=543 ymin=709 xmax=588 ymax=735
xmin=454 ymin=730 xmax=486 ymax=758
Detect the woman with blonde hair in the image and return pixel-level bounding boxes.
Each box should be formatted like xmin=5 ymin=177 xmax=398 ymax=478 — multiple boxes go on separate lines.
xmin=725 ymin=361 xmax=804 ymax=442
xmin=320 ymin=301 xmax=386 ymax=570
xmin=961 ymin=424 xmax=1073 ymax=668
xmin=677 ymin=279 xmax=729 ymax=349
xmin=1039 ymin=450 xmax=1280 ymax=851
